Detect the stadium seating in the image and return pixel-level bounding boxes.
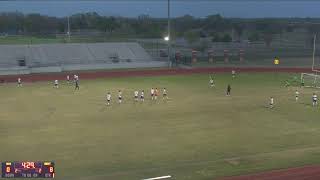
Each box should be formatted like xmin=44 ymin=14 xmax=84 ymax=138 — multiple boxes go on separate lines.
xmin=0 ymin=45 xmax=28 ymax=67
xmin=0 ymin=42 xmax=153 ymax=68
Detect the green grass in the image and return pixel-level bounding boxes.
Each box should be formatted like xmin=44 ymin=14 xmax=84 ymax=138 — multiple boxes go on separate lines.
xmin=0 ymin=73 xmax=320 ymax=180
xmin=0 ymin=36 xmax=136 ymax=45
xmin=0 ymin=36 xmax=64 ymax=44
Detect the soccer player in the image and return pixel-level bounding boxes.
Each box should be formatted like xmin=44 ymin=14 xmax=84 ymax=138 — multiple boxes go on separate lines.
xmin=134 ymin=90 xmax=139 ymax=102
xmin=54 ymin=80 xmax=59 ymax=88
xmin=295 ymin=90 xmax=300 ymax=102
xmin=151 ymin=88 xmax=155 ymax=100
xmin=155 ymin=88 xmax=159 ymax=100
xmin=312 ymin=93 xmax=318 ymax=107
xmin=67 ymin=75 xmax=70 ymax=83
xmin=17 ymin=78 xmax=22 ymax=87
xmin=301 ymin=77 xmax=305 ymax=87
xmin=140 ymin=90 xmax=145 ymax=102
xmin=163 ymin=88 xmax=168 ymax=99
xmin=226 ymin=84 xmax=231 ymax=96
xmin=232 ymin=70 xmax=236 ymax=78
xmin=75 ymin=79 xmax=79 ymax=90
xmin=118 ymin=90 xmax=122 ymax=104
xmin=209 ymin=78 xmax=215 ymax=88
xmin=269 ymin=96 xmax=274 ymax=109
xmin=106 ymin=92 xmax=111 ymax=106
xmin=285 ymin=80 xmax=290 ymax=87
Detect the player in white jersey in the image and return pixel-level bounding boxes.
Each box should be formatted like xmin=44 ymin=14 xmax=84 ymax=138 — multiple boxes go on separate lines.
xmin=163 ymin=88 xmax=168 ymax=100
xmin=67 ymin=75 xmax=70 ymax=83
xmin=209 ymin=78 xmax=215 ymax=87
xmin=295 ymin=90 xmax=299 ymax=102
xmin=269 ymin=97 xmax=274 ymax=108
xmin=54 ymin=80 xmax=59 ymax=88
xmin=106 ymin=92 xmax=111 ymax=106
xmin=232 ymin=70 xmax=236 ymax=78
xmin=134 ymin=90 xmax=139 ymax=102
xmin=312 ymin=93 xmax=318 ymax=107
xmin=118 ymin=90 xmax=123 ymax=104
xmin=73 ymin=75 xmax=79 ymax=82
xmin=17 ymin=78 xmax=22 ymax=87
xmin=151 ymin=88 xmax=155 ymax=100
xmin=140 ymin=90 xmax=145 ymax=102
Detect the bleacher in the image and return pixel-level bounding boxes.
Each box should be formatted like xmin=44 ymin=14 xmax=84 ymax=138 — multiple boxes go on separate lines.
xmin=0 ymin=42 xmax=153 ymax=68
xmin=0 ymin=42 xmax=166 ymax=75
xmin=0 ymin=45 xmax=28 ymax=67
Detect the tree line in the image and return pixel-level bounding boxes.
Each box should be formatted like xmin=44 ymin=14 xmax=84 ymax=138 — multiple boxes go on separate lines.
xmin=0 ymin=11 xmax=320 ymax=44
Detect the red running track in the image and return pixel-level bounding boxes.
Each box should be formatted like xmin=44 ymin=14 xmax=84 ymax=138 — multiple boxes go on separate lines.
xmin=0 ymin=67 xmax=316 ymax=83
xmin=219 ymin=165 xmax=320 ymax=180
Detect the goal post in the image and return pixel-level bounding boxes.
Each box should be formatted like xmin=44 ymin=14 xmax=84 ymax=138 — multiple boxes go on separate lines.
xmin=312 ymin=34 xmax=320 ymax=73
xmin=301 ymin=73 xmax=320 ymax=88
xmin=300 ymin=33 xmax=320 ymax=88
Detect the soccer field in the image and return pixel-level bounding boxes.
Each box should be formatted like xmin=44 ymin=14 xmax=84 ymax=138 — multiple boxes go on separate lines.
xmin=0 ymin=73 xmax=320 ymax=180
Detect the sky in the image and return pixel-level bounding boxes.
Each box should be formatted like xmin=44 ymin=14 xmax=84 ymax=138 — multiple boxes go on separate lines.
xmin=0 ymin=1 xmax=319 ymax=18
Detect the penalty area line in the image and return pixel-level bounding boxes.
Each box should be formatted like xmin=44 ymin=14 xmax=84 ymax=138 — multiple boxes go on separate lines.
xmin=142 ymin=175 xmax=172 ymax=180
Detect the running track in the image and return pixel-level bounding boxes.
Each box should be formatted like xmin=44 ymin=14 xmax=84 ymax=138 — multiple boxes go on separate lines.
xmin=0 ymin=67 xmax=316 ymax=83
xmin=219 ymin=165 xmax=320 ymax=180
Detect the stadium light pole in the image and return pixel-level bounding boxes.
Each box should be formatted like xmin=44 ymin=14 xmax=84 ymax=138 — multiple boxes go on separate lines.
xmin=312 ymin=34 xmax=317 ymax=72
xmin=67 ymin=16 xmax=71 ymax=42
xmin=167 ymin=0 xmax=171 ymax=68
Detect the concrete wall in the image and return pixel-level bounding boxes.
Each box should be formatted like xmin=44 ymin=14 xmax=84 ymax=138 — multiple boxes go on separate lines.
xmin=0 ymin=61 xmax=168 ymax=75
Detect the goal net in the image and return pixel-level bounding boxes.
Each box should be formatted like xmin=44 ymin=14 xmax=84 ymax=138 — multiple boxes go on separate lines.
xmin=301 ymin=73 xmax=320 ymax=88
xmin=300 ymin=34 xmax=320 ymax=88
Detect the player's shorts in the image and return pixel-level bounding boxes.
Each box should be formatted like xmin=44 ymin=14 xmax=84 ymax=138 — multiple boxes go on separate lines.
xmin=54 ymin=84 xmax=58 ymax=86
xmin=270 ymin=103 xmax=274 ymax=105
xmin=313 ymin=99 xmax=317 ymax=103
xmin=141 ymin=96 xmax=144 ymax=99
xmin=134 ymin=96 xmax=138 ymax=99
xmin=151 ymin=94 xmax=154 ymax=97
xmin=118 ymin=97 xmax=122 ymax=100
xmin=163 ymin=94 xmax=167 ymax=96
xmin=107 ymin=99 xmax=110 ymax=102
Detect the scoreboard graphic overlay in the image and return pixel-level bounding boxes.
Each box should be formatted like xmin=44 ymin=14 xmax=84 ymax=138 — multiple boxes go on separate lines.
xmin=1 ymin=161 xmax=54 ymax=178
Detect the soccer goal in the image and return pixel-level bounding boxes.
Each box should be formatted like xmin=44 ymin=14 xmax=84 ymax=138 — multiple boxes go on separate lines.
xmin=301 ymin=73 xmax=320 ymax=88
xmin=301 ymin=34 xmax=320 ymax=88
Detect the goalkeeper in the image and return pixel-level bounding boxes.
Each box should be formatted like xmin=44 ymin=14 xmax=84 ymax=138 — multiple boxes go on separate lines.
xmin=301 ymin=77 xmax=305 ymax=87
xmin=284 ymin=80 xmax=290 ymax=87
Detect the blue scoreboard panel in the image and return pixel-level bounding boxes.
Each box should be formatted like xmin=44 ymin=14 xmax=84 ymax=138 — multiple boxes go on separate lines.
xmin=1 ymin=161 xmax=54 ymax=178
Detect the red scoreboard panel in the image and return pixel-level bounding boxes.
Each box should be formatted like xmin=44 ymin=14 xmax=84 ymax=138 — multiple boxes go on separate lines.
xmin=1 ymin=161 xmax=54 ymax=178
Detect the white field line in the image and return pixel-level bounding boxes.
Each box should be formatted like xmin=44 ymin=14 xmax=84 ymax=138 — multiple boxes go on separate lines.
xmin=142 ymin=175 xmax=172 ymax=180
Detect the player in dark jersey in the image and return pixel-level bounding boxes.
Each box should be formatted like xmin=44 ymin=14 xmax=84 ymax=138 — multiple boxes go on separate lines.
xmin=226 ymin=84 xmax=231 ymax=96
xmin=75 ymin=79 xmax=79 ymax=90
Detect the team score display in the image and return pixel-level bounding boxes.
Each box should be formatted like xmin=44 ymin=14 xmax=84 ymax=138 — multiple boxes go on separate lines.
xmin=1 ymin=161 xmax=55 ymax=178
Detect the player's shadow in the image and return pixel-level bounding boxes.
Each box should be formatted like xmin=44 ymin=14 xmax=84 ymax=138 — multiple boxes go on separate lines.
xmin=299 ymin=102 xmax=315 ymax=107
